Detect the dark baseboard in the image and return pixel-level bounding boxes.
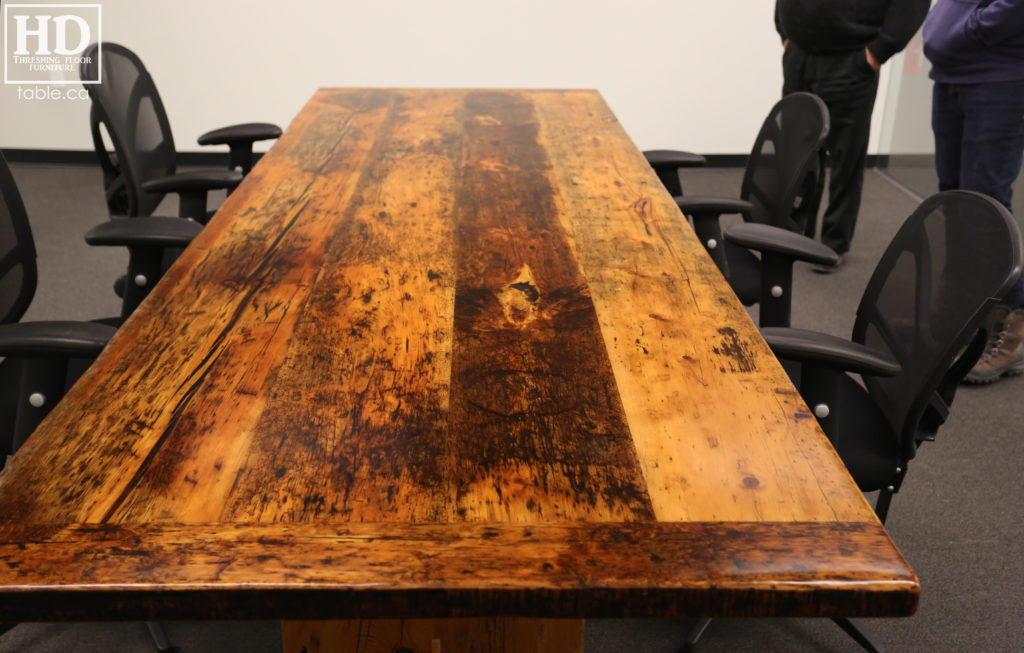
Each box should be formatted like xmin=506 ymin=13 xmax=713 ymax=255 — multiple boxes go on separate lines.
xmin=2 ymin=149 xmax=99 ymax=165
xmin=875 ymin=153 xmax=934 ymax=169
xmin=2 ymin=148 xmax=266 ymax=167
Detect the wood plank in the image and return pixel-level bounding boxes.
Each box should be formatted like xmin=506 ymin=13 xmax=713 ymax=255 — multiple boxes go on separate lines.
xmin=446 ymin=91 xmax=653 ymax=522
xmin=0 ymin=89 xmax=398 ymax=524
xmin=281 ymin=618 xmax=583 ymax=653
xmin=0 ymin=521 xmax=917 ymax=621
xmin=219 ymin=89 xmax=463 ymax=523
xmin=531 ymin=90 xmax=873 ymax=523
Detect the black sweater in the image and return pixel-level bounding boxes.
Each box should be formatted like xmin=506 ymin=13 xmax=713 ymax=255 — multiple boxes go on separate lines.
xmin=775 ymin=0 xmax=929 ymax=63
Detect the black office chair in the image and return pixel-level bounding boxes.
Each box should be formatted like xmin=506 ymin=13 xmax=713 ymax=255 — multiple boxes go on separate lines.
xmin=0 ymin=155 xmax=190 ymax=651
xmin=651 ymin=93 xmax=834 ymax=327
xmin=0 ymin=151 xmax=198 ymax=456
xmin=687 ymin=191 xmax=1023 ymax=652
xmin=80 ymin=42 xmax=281 ymax=222
xmin=646 ymin=143 xmax=825 ymax=239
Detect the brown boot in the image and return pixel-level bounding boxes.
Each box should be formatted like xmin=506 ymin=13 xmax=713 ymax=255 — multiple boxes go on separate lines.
xmin=965 ymin=307 xmax=1024 ymax=384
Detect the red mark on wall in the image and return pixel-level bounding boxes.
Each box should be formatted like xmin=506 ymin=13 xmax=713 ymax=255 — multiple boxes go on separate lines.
xmin=904 ymin=31 xmax=924 ymax=76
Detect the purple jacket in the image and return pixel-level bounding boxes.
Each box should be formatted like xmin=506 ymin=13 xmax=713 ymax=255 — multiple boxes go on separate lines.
xmin=923 ymin=0 xmax=1024 ymax=83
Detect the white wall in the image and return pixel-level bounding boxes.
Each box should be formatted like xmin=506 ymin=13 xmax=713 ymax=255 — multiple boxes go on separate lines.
xmin=1 ymin=0 xmax=894 ymax=155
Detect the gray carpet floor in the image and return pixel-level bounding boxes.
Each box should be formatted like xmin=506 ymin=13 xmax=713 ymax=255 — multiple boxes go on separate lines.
xmin=883 ymin=157 xmax=1024 ymax=234
xmin=1 ymin=163 xmax=1021 ymax=652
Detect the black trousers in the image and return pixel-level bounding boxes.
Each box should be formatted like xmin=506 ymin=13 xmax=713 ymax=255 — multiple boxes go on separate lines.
xmin=783 ymin=42 xmax=880 ymax=255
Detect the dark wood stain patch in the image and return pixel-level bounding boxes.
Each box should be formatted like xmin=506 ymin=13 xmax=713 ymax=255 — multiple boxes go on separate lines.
xmin=446 ymin=91 xmax=654 ymax=522
xmin=712 ymin=326 xmax=757 ymax=373
xmin=288 ymin=89 xmax=392 ymax=174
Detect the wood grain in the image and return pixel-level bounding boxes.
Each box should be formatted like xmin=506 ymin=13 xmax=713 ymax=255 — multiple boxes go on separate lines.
xmin=281 ymin=618 xmax=584 ymax=653
xmin=0 ymin=522 xmax=916 ymax=620
xmin=447 ymin=91 xmax=653 ymax=522
xmin=532 ymin=90 xmax=873 ymax=523
xmin=0 ymin=88 xmax=918 ymax=623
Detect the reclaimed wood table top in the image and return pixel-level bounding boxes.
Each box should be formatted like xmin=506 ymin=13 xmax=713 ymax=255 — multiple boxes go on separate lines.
xmin=0 ymin=88 xmax=917 ymax=622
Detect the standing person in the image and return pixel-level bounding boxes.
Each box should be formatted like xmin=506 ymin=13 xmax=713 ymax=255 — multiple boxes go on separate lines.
xmin=776 ymin=0 xmax=929 ymax=270
xmin=924 ymin=0 xmax=1024 ymax=384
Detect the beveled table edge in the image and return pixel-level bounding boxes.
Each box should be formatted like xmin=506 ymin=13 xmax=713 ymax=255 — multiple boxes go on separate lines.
xmin=0 ymin=521 xmax=918 ymax=621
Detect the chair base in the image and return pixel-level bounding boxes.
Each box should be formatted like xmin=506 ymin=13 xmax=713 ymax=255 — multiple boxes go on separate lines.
xmin=684 ymin=616 xmax=885 ymax=653
xmin=684 ymin=618 xmax=712 ymax=650
xmin=833 ymin=618 xmax=885 ymax=653
xmin=146 ymin=622 xmax=174 ymax=652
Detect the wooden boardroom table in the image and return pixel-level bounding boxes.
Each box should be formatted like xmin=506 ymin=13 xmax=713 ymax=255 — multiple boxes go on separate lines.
xmin=0 ymin=88 xmax=917 ymax=651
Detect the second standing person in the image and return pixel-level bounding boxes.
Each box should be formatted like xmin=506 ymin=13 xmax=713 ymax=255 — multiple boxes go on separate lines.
xmin=923 ymin=0 xmax=1024 ymax=383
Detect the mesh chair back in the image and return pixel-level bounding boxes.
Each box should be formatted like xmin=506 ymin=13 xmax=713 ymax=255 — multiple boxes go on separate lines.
xmin=853 ymin=191 xmax=1023 ymax=460
xmin=0 ymin=154 xmax=37 ymax=327
xmin=0 ymin=153 xmax=38 ymax=325
xmin=80 ymin=42 xmax=176 ymax=217
xmin=739 ymin=92 xmax=829 ymax=231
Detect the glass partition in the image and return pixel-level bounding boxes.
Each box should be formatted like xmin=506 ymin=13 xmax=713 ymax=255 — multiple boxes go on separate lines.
xmin=876 ymin=31 xmax=938 ymax=199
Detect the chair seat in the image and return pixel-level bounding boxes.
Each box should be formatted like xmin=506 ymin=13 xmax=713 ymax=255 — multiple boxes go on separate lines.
xmin=141 ymin=168 xmax=242 ymax=194
xmin=0 ymin=316 xmax=120 ymax=463
xmin=783 ymin=361 xmax=901 ymax=494
xmin=832 ymin=374 xmax=902 ymax=493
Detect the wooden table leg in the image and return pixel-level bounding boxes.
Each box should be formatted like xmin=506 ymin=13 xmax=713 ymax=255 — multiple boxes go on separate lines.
xmin=281 ymin=618 xmax=584 ymax=653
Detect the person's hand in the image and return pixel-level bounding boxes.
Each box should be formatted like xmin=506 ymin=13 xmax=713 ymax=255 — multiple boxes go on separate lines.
xmin=783 ymin=39 xmax=790 ymax=48
xmin=865 ymin=47 xmax=881 ymax=71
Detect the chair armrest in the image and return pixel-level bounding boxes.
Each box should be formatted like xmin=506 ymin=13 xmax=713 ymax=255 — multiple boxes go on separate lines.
xmin=643 ymin=149 xmax=707 ymax=169
xmin=675 ymin=195 xmax=753 ymax=216
xmin=197 ymin=123 xmax=282 ymax=175
xmin=141 ymin=169 xmax=242 ymax=194
xmin=761 ymin=327 xmax=902 ymax=377
xmin=86 ymin=217 xmax=202 ymax=318
xmin=197 ymin=122 xmax=282 ymax=146
xmin=0 ymin=321 xmax=115 ymax=358
xmin=84 ymin=216 xmax=203 ymax=249
xmin=725 ymin=222 xmax=839 ymax=266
